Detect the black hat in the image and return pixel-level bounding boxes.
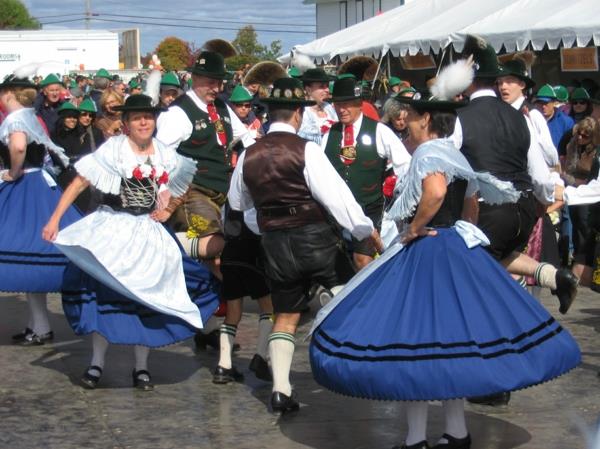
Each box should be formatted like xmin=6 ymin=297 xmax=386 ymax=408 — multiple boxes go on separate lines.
xmin=499 ymin=59 xmax=535 ymax=89
xmin=262 ymin=78 xmax=316 ymax=106
xmin=463 ymin=35 xmax=502 ymax=79
xmin=330 ymin=75 xmax=363 ymax=102
xmin=301 ymin=68 xmax=333 ymax=85
xmin=0 ymin=75 xmax=37 ymax=90
xmin=187 ymin=51 xmax=232 ymax=80
xmin=394 ymin=91 xmax=465 ymax=111
xmin=113 ymin=94 xmax=165 ymax=114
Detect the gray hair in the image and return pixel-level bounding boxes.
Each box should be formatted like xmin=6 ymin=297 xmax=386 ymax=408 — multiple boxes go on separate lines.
xmin=382 ymin=97 xmax=409 ymax=124
xmin=94 ymin=77 xmax=110 ymax=90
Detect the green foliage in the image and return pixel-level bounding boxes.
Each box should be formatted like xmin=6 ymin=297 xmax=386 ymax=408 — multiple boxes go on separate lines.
xmin=231 ymin=25 xmax=282 ymax=63
xmin=0 ymin=0 xmax=40 ymax=29
xmin=225 ymin=54 xmax=260 ymax=71
xmin=155 ymin=37 xmax=191 ymax=71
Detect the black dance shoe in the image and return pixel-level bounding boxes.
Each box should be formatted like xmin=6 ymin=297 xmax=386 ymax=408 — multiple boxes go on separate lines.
xmin=431 ymin=433 xmax=471 ymax=449
xmin=132 ymin=369 xmax=154 ymax=391
xmin=194 ymin=330 xmax=240 ymax=352
xmin=467 ymin=391 xmax=510 ymax=406
xmin=11 ymin=327 xmax=33 ymax=342
xmin=552 ymin=268 xmax=578 ymax=314
xmin=391 ymin=441 xmax=430 ymax=449
xmin=270 ymin=391 xmax=300 ymax=414
xmin=80 ymin=365 xmax=103 ymax=389
xmin=18 ymin=331 xmax=54 ymax=346
xmin=212 ymin=365 xmax=244 ymax=384
xmin=249 ymin=354 xmax=272 ymax=382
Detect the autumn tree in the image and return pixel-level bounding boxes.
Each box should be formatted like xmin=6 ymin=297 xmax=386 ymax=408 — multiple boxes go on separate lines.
xmin=227 ymin=25 xmax=283 ymax=70
xmin=155 ymin=37 xmax=191 ymax=71
xmin=0 ymin=0 xmax=40 ymax=29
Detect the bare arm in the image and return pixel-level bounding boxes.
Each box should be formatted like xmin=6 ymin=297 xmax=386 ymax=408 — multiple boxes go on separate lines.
xmin=402 ymin=173 xmax=446 ymax=244
xmin=462 ymin=195 xmax=479 ymax=224
xmin=42 ymin=175 xmax=90 ymax=241
xmin=2 ymin=131 xmax=27 ymax=181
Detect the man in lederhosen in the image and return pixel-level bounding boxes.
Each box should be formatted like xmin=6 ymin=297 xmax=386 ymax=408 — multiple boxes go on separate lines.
xmin=229 ymin=77 xmax=382 ymax=413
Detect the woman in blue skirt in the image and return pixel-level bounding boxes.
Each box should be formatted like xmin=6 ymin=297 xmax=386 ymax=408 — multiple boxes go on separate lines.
xmin=42 ymin=95 xmax=218 ymax=390
xmin=0 ymin=75 xmax=81 ymax=345
xmin=309 ymin=72 xmax=581 ymax=448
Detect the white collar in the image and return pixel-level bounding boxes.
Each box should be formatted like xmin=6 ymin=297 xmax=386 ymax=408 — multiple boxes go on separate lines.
xmin=186 ymin=89 xmax=208 ymax=110
xmin=470 ymin=89 xmax=497 ymax=100
xmin=267 ymin=122 xmax=296 ymax=134
xmin=510 ymin=96 xmax=526 ymax=111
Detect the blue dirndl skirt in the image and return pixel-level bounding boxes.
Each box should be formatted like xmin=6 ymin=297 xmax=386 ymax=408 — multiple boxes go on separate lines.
xmin=0 ymin=170 xmax=82 ymax=293
xmin=61 ymin=241 xmax=220 ymax=347
xmin=310 ymin=228 xmax=581 ymax=401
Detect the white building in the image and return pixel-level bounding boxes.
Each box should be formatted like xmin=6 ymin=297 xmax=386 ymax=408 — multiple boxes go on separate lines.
xmin=304 ymin=0 xmax=417 ymax=38
xmin=0 ymin=29 xmax=119 ymax=78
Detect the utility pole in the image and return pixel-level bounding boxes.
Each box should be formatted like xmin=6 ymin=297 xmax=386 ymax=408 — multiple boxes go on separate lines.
xmin=85 ymin=0 xmax=91 ymax=30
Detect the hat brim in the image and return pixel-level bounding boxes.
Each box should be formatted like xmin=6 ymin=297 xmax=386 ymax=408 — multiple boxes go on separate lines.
xmin=394 ymin=95 xmax=466 ymax=111
xmin=187 ymin=68 xmax=233 ymax=80
xmin=302 ymin=76 xmax=334 ymax=84
xmin=498 ymin=70 xmax=535 ymax=89
xmin=0 ymin=80 xmax=37 ymax=90
xmin=533 ymin=97 xmax=555 ymax=104
xmin=331 ymin=95 xmax=362 ymax=102
xmin=113 ymin=105 xmax=166 ymax=113
xmin=262 ymin=98 xmax=316 ymax=107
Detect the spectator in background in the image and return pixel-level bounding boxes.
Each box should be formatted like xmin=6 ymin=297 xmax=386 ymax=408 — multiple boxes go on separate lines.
xmin=89 ymin=69 xmax=112 ymax=113
xmin=382 ymin=97 xmax=410 ymax=143
xmin=159 ymin=72 xmax=183 ymax=108
xmin=534 ymin=84 xmax=574 ymax=149
xmin=34 ymin=74 xmax=65 ymax=132
xmin=569 ymin=87 xmax=594 ymax=124
xmin=95 ymin=88 xmax=124 ymax=140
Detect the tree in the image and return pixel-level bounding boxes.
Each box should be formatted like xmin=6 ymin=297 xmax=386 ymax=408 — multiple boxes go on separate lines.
xmin=227 ymin=25 xmax=283 ymax=70
xmin=0 ymin=0 xmax=40 ymax=29
xmin=155 ymin=37 xmax=191 ymax=71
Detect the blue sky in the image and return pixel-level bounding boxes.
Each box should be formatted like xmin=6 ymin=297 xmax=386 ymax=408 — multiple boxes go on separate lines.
xmin=23 ymin=0 xmax=316 ymax=55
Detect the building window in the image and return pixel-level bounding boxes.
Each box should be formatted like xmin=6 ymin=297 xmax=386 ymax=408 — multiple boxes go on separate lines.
xmin=356 ymin=0 xmax=363 ymax=21
xmin=340 ymin=1 xmax=347 ymax=28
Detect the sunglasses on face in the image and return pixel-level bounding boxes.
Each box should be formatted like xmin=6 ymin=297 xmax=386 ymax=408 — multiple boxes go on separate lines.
xmin=234 ymin=103 xmax=252 ymax=108
xmin=80 ymin=112 xmax=92 ymax=117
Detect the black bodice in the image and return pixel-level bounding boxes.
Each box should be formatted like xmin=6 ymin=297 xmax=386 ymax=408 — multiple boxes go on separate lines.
xmin=103 ymin=177 xmax=157 ymax=215
xmin=426 ymin=179 xmax=468 ymax=227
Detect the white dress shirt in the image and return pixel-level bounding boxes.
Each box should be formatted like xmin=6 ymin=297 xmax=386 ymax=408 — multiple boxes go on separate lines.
xmin=320 ymin=113 xmax=411 ymax=178
xmin=156 ymin=90 xmax=255 ymax=151
xmin=229 ymin=122 xmax=374 ymax=241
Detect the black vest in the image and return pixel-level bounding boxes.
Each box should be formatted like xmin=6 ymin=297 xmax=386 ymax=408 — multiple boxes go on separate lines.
xmin=458 ymin=96 xmax=532 ymax=191
xmin=0 ymin=141 xmax=46 ymax=169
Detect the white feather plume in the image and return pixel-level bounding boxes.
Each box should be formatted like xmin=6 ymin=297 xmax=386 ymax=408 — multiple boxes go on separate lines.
xmin=144 ymin=70 xmax=162 ymax=106
xmin=13 ymin=61 xmax=64 ymax=78
xmin=431 ymin=57 xmax=474 ymax=100
xmin=291 ymin=53 xmax=316 ymax=74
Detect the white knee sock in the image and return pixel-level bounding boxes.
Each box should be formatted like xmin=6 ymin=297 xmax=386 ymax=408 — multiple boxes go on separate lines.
xmin=405 ymin=401 xmax=428 ymax=446
xmin=26 ymin=293 xmax=51 ymax=335
xmin=176 ymin=232 xmax=200 ymax=259
xmin=256 ymin=313 xmax=273 ymax=359
xmin=440 ymin=399 xmax=468 ymax=442
xmin=90 ymin=333 xmax=109 ymax=376
xmin=534 ymin=263 xmax=557 ymax=290
xmin=218 ymin=323 xmax=237 ymax=369
xmin=268 ymin=332 xmax=295 ymax=396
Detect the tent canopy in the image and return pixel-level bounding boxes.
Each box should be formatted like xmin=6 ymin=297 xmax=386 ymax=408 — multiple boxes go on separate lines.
xmin=289 ymin=0 xmax=600 ymax=63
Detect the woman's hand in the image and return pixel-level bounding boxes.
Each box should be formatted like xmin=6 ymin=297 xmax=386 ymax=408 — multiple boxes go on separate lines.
xmin=150 ymin=209 xmax=173 ymax=223
xmin=1 ymin=169 xmax=23 ymax=182
xmin=42 ymin=219 xmax=60 ymax=242
xmin=401 ymin=224 xmax=437 ymax=245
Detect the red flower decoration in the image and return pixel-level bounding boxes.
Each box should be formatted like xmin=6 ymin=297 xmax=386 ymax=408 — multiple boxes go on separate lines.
xmin=150 ymin=167 xmax=156 ymax=179
xmin=320 ymin=119 xmax=336 ymax=135
xmin=158 ymin=171 xmax=169 ymax=185
xmin=382 ymin=175 xmax=397 ymax=198
xmin=132 ymin=166 xmax=143 ymax=180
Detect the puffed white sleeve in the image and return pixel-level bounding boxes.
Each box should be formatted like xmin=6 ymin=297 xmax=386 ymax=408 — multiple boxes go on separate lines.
xmin=74 ymin=137 xmax=122 ymax=194
xmin=564 ymin=178 xmax=600 ymax=206
xmin=156 ymin=106 xmax=193 ymax=152
xmin=228 ymin=151 xmax=255 ymax=211
xmin=303 ymin=141 xmax=374 ymax=240
xmin=168 ymin=153 xmax=197 ymax=198
xmin=376 ymin=122 xmax=411 ymax=177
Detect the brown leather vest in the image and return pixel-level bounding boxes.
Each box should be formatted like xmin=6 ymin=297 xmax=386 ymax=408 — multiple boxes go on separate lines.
xmin=243 ymin=131 xmax=326 ymax=232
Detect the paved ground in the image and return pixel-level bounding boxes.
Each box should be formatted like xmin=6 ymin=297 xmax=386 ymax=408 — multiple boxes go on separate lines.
xmin=0 ymin=288 xmax=599 ymax=449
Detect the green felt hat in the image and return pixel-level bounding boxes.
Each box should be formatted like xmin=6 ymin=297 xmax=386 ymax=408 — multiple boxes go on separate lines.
xmin=463 ymin=35 xmax=502 ymax=79
xmin=229 ymin=85 xmax=253 ymax=103
xmin=301 ymin=68 xmax=333 ymax=85
xmin=94 ymin=68 xmax=112 ymax=80
xmin=128 ymin=80 xmax=141 ymax=90
xmin=397 ymin=87 xmax=417 ymax=97
xmin=161 ymin=72 xmax=181 ymax=89
xmin=261 ymin=77 xmax=316 ymax=106
xmin=0 ymin=75 xmax=37 ymax=90
xmin=187 ymin=51 xmax=232 ymax=80
xmin=69 ymin=80 xmax=77 ymax=89
xmin=78 ymin=97 xmax=98 ymax=114
xmin=394 ymin=90 xmax=465 ymax=111
xmin=288 ymin=67 xmax=301 ymax=78
xmin=187 ymin=78 xmax=192 ymax=87
xmin=57 ymin=101 xmax=79 ymax=115
xmin=553 ymin=85 xmax=569 ymax=102
xmin=113 ymin=94 xmax=165 ymax=114
xmin=570 ymin=87 xmax=591 ymax=102
xmin=535 ymin=84 xmax=558 ymax=103
xmin=389 ymin=76 xmax=402 ymax=87
xmin=331 ymin=75 xmax=363 ymax=102
xmin=499 ymin=59 xmax=535 ymax=89
xmin=39 ymin=73 xmax=63 ymax=87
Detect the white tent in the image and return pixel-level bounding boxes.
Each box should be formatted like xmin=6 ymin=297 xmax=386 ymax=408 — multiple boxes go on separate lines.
xmin=289 ymin=0 xmax=600 ymax=63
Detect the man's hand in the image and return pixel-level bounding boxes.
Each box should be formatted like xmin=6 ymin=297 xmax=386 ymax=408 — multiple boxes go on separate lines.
xmin=369 ymin=229 xmax=384 ymax=254
xmin=150 ymin=209 xmax=173 ymax=223
xmin=401 ymin=224 xmax=437 ymax=245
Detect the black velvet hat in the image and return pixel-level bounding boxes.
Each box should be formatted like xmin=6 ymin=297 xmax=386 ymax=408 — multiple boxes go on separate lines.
xmin=0 ymin=75 xmax=37 ymax=90
xmin=499 ymin=59 xmax=535 ymax=89
xmin=187 ymin=51 xmax=232 ymax=80
xmin=330 ymin=75 xmax=363 ymax=102
xmin=262 ymin=77 xmax=316 ymax=106
xmin=394 ymin=91 xmax=465 ymax=111
xmin=113 ymin=94 xmax=165 ymax=113
xmin=301 ymin=68 xmax=334 ymax=85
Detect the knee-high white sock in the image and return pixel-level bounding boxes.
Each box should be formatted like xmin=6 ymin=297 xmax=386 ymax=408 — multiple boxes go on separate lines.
xmin=90 ymin=333 xmax=109 ymax=376
xmin=26 ymin=293 xmax=51 ymax=335
xmin=440 ymin=399 xmax=468 ymax=442
xmin=176 ymin=232 xmax=200 ymax=259
xmin=256 ymin=313 xmax=273 ymax=359
xmin=534 ymin=263 xmax=557 ymax=290
xmin=405 ymin=401 xmax=428 ymax=446
xmin=268 ymin=332 xmax=295 ymax=396
xmin=218 ymin=323 xmax=237 ymax=369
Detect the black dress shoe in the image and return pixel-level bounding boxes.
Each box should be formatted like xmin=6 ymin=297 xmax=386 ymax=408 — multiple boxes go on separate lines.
xmin=391 ymin=441 xmax=430 ymax=449
xmin=80 ymin=365 xmax=103 ymax=389
xmin=431 ymin=433 xmax=471 ymax=449
xmin=249 ymin=354 xmax=272 ymax=382
xmin=194 ymin=330 xmax=241 ymax=352
xmin=552 ymin=268 xmax=578 ymax=314
xmin=18 ymin=331 xmax=54 ymax=346
xmin=467 ymin=391 xmax=510 ymax=406
xmin=11 ymin=327 xmax=33 ymax=342
xmin=212 ymin=365 xmax=244 ymax=384
xmin=270 ymin=390 xmax=299 ymax=414
xmin=132 ymin=369 xmax=154 ymax=391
